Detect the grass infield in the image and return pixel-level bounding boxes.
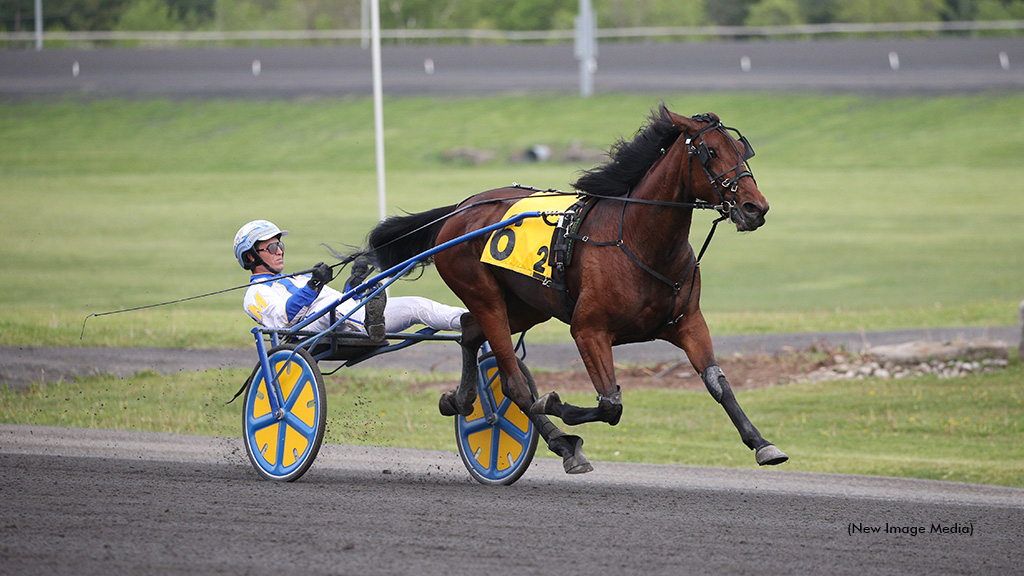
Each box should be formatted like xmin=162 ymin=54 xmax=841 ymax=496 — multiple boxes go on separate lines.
xmin=1 ymin=92 xmax=1022 ymax=346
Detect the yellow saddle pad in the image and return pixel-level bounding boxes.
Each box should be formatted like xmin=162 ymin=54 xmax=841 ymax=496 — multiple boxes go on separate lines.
xmin=480 ymin=191 xmax=579 ymax=281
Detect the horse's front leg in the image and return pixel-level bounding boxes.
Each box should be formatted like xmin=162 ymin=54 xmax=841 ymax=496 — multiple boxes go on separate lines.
xmin=532 ymin=329 xmax=624 ymax=426
xmin=668 ymin=311 xmax=788 ymax=466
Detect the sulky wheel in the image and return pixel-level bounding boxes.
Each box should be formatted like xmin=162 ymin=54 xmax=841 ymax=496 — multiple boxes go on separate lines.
xmin=243 ymin=343 xmax=326 ymax=482
xmin=455 ymin=351 xmax=539 ymax=486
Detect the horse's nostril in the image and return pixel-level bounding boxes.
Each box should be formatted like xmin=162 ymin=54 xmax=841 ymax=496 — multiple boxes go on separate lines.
xmin=741 ymin=202 xmax=765 ymax=218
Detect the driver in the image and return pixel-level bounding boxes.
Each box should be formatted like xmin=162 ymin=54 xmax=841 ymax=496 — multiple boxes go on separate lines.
xmin=233 ymin=219 xmax=465 ymax=340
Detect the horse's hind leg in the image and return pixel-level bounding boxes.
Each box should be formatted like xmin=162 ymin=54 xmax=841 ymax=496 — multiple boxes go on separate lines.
xmin=438 ymin=313 xmax=483 ymax=417
xmin=531 ymin=329 xmax=624 ymax=426
xmin=670 ymin=311 xmax=788 ymax=466
xmin=532 ymin=390 xmax=623 ymax=426
xmin=439 ymin=311 xmax=592 ymax=474
xmin=533 ymin=416 xmax=593 ymax=474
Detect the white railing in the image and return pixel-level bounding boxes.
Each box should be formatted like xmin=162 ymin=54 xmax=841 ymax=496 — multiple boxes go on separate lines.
xmin=1 ymin=19 xmax=1022 ymax=46
xmin=596 ymin=19 xmax=1024 ymax=39
xmin=2 ymin=28 xmax=568 ymax=43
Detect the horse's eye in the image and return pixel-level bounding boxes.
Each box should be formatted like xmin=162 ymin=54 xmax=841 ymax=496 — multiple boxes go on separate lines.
xmin=708 ymin=148 xmax=717 ymax=158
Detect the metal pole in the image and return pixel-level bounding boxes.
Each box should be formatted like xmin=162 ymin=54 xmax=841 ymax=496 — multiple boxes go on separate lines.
xmin=371 ymin=0 xmax=387 ymax=221
xmin=574 ymin=0 xmax=596 ymax=98
xmin=34 ymin=0 xmax=43 ymax=51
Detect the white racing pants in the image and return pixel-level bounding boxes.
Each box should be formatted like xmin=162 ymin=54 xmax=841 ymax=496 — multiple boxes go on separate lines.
xmin=347 ymin=296 xmax=465 ymax=334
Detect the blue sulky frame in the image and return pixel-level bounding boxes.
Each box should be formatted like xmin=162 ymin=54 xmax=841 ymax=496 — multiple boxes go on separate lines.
xmin=243 ymin=211 xmax=548 ymax=485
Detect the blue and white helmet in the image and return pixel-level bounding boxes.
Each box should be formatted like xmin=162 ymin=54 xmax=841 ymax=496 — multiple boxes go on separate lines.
xmin=233 ymin=220 xmax=289 ymax=269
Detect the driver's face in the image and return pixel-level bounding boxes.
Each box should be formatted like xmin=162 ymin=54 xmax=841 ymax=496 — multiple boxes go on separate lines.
xmin=254 ymin=236 xmax=285 ymax=274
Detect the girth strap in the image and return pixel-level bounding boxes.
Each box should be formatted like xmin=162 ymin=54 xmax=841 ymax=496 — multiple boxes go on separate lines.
xmin=548 ymin=196 xmax=597 ymax=321
xmin=567 ymin=199 xmax=726 ymax=331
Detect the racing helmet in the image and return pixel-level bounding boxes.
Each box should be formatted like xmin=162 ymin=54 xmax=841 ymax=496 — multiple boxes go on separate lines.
xmin=233 ymin=220 xmax=289 ymax=270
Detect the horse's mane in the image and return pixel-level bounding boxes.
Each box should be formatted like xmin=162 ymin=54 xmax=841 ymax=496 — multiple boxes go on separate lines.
xmin=572 ymin=103 xmax=683 ymax=197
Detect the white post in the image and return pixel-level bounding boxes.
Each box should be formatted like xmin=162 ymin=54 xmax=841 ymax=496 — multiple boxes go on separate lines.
xmin=371 ymin=0 xmax=387 ymax=221
xmin=574 ymin=0 xmax=596 ymax=98
xmin=34 ymin=0 xmax=43 ymax=51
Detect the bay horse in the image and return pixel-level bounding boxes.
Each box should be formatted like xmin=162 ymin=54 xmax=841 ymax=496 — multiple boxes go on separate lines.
xmin=366 ymin=104 xmax=788 ymax=473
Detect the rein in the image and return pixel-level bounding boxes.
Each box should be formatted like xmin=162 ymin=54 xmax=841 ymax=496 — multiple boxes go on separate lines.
xmin=574 ymin=190 xmax=725 ymax=212
xmin=78 ymin=262 xmax=352 ymax=340
xmin=365 ymin=185 xmax=578 ymax=260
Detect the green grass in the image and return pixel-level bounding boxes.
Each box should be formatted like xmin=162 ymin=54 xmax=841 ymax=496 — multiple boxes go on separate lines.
xmin=2 ymin=93 xmax=1023 ymax=347
xmin=3 ymin=363 xmax=1021 ymax=487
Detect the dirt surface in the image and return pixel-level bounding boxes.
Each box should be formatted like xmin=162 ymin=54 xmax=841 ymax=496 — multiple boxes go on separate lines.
xmin=418 ymin=351 xmax=827 ymax=395
xmin=558 ymin=352 xmax=822 ymax=391
xmin=0 ymin=343 xmax=847 ymax=392
xmin=3 ymin=425 xmax=1023 ymax=576
xmin=0 ymin=343 xmax=807 ymax=391
xmin=6 ymin=40 xmax=1024 ymax=99
xmin=2 ymin=326 xmax=1017 ymax=391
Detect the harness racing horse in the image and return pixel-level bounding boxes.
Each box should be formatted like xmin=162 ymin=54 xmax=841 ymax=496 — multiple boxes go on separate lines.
xmin=367 ymin=105 xmax=788 ymax=473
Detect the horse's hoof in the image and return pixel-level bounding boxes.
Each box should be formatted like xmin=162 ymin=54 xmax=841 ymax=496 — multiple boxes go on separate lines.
xmin=440 ymin=388 xmax=476 ymax=417
xmin=562 ymin=436 xmax=593 ymax=474
xmin=565 ymin=458 xmax=594 ymax=474
xmin=438 ymin=390 xmax=458 ymax=417
xmin=756 ymin=444 xmax=789 ymax=466
xmin=530 ymin=392 xmax=562 ymax=416
xmin=455 ymin=389 xmax=477 ymax=417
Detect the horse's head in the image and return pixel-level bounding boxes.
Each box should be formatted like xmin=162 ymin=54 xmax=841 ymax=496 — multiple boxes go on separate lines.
xmin=671 ymin=112 xmax=769 ymax=231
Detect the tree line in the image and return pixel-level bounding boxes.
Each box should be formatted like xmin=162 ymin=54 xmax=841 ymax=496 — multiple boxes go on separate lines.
xmin=3 ymin=0 xmax=1023 ymax=34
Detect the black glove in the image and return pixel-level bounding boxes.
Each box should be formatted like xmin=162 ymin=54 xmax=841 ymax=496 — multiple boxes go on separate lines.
xmin=307 ymin=262 xmax=334 ymax=291
xmin=346 ymin=257 xmax=374 ymax=292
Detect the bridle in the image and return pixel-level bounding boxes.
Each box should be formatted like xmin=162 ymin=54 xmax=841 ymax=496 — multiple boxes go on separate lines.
xmin=573 ymin=114 xmax=756 ymax=221
xmin=684 ymin=113 xmax=757 ymax=223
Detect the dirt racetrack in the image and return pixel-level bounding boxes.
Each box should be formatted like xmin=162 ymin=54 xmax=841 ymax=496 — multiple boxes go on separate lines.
xmin=2 ymin=424 xmax=1022 ymax=576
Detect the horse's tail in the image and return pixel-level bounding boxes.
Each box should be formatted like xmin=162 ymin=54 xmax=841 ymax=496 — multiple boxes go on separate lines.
xmin=367 ymin=204 xmax=458 ymax=273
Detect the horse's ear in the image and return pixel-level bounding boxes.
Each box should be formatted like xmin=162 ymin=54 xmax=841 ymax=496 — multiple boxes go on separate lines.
xmin=667 ymin=110 xmax=701 ymax=133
